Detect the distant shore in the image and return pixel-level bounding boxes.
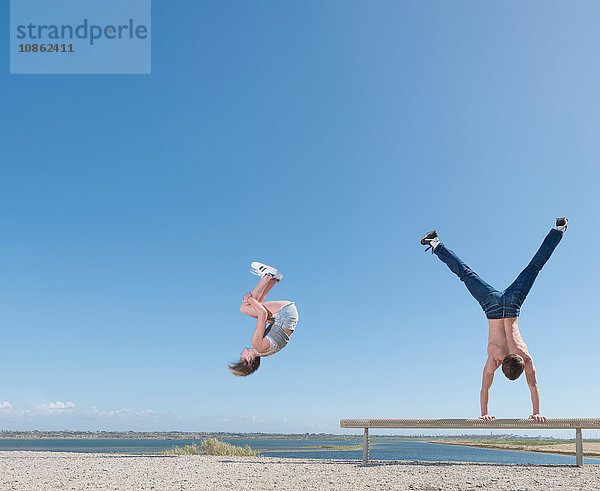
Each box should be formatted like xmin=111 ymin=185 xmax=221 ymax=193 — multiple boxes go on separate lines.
xmin=0 ymin=452 xmax=598 ymax=490
xmin=0 ymin=431 xmax=365 ymax=441
xmin=3 ymin=431 xmax=592 ymax=442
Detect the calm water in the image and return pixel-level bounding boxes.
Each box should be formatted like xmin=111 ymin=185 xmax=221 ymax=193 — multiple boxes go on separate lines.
xmin=0 ymin=438 xmax=598 ymax=465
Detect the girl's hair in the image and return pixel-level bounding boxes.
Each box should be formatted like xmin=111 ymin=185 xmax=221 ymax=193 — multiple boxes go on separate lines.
xmin=228 ymin=356 xmax=261 ymax=376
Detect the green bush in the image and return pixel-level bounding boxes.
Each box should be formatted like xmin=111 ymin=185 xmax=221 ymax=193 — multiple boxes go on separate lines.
xmin=164 ymin=439 xmax=260 ymax=457
xmin=200 ymin=438 xmax=261 ymax=456
xmin=164 ymin=443 xmax=201 ymax=455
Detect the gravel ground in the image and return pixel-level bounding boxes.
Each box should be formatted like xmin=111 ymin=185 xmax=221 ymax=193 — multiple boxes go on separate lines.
xmin=0 ymin=452 xmax=598 ymax=490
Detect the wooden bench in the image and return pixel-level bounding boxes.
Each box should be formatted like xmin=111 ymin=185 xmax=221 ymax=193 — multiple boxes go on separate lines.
xmin=339 ymin=418 xmax=600 ymax=466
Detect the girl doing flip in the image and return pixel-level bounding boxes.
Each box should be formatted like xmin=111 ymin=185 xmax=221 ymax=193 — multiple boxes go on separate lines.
xmin=228 ymin=262 xmax=299 ymax=376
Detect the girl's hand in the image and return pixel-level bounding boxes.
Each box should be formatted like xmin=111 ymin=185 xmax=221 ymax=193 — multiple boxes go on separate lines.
xmin=242 ymin=292 xmax=252 ymax=304
xmin=248 ymin=296 xmax=267 ymax=315
xmin=248 ymin=296 xmax=261 ymax=306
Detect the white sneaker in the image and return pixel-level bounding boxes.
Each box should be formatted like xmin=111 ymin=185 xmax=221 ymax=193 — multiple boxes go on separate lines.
xmin=250 ymin=262 xmax=283 ymax=281
xmin=555 ymin=217 xmax=568 ymax=232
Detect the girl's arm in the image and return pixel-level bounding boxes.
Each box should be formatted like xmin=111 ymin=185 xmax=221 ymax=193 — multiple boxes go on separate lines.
xmin=240 ymin=292 xmax=257 ymax=317
xmin=248 ymin=297 xmax=270 ymax=352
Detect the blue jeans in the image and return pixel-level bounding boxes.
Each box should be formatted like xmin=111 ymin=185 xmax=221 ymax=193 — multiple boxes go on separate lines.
xmin=434 ymin=229 xmax=563 ymax=319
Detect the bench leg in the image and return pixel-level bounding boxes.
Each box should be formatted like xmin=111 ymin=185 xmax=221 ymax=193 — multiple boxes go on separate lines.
xmin=363 ymin=428 xmax=369 ymax=463
xmin=576 ymin=428 xmax=583 ymax=467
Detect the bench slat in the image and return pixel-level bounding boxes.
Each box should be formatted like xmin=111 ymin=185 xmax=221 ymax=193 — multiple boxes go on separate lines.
xmin=340 ymin=418 xmax=600 ymax=429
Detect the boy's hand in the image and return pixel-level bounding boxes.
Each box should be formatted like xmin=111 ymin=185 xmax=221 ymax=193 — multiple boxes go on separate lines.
xmin=529 ymin=414 xmax=547 ymax=423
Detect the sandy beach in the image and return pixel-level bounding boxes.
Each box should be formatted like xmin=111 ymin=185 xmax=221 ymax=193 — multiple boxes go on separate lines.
xmin=0 ymin=452 xmax=598 ymax=490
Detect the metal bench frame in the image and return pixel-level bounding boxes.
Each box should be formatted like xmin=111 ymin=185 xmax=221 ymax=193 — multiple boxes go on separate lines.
xmin=340 ymin=418 xmax=600 ymax=466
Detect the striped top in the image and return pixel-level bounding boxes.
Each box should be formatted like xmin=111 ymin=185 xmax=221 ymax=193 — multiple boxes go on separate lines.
xmin=256 ymin=303 xmax=298 ymax=357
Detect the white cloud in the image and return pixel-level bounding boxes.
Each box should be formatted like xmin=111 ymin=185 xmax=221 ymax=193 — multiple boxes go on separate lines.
xmin=301 ymin=420 xmax=328 ymax=432
xmin=217 ymin=415 xmax=265 ymax=425
xmin=76 ymin=407 xmax=162 ymax=418
xmin=0 ymin=401 xmax=180 ymax=431
xmin=41 ymin=401 xmax=75 ymax=411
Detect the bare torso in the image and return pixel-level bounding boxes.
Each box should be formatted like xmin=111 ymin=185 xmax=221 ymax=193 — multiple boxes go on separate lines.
xmin=487 ymin=318 xmax=530 ymax=366
xmin=481 ymin=317 xmax=542 ymax=420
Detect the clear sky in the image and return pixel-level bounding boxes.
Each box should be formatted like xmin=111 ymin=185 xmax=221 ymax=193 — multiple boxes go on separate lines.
xmin=1 ymin=1 xmax=599 ymax=435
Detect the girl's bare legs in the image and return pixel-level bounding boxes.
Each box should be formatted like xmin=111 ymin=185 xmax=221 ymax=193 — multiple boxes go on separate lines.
xmin=250 ymin=275 xmax=277 ymax=302
xmin=240 ymin=275 xmax=278 ymax=317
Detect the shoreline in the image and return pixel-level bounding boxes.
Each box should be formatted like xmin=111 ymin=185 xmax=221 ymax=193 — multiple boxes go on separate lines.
xmin=430 ymin=440 xmax=600 ymax=458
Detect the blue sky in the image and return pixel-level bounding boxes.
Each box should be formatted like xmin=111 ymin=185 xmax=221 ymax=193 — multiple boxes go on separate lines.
xmin=1 ymin=1 xmax=599 ymax=435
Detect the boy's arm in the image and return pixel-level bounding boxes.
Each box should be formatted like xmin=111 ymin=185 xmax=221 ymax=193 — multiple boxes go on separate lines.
xmin=480 ymin=356 xmax=497 ymax=420
xmin=524 ymin=359 xmax=547 ymax=422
